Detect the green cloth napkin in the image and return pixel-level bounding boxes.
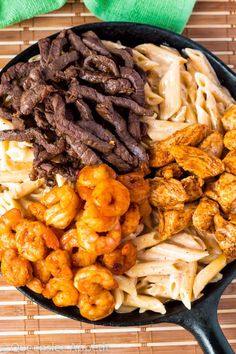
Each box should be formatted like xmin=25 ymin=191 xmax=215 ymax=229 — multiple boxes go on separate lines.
xmin=84 ymin=0 xmax=196 ymax=33
xmin=0 ymin=0 xmax=66 ymax=28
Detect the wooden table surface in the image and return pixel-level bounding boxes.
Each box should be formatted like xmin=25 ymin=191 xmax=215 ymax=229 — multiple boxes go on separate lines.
xmin=0 ymin=1 xmax=236 ymax=353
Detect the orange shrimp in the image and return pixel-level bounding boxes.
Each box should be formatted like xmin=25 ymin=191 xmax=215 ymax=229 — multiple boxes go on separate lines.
xmin=92 ymin=179 xmax=130 ymax=217
xmin=77 ymin=220 xmax=121 ymax=255
xmin=28 ymin=202 xmax=47 ymax=223
xmin=2 ymin=208 xmax=22 ymax=230
xmin=1 ymin=249 xmax=33 ymax=287
xmin=42 ymin=185 xmax=81 ymax=229
xmin=74 ymin=264 xmax=118 ymax=296
xmin=118 ymin=172 xmax=150 ymax=203
xmin=81 ymin=202 xmax=118 ymax=233
xmin=16 ymin=220 xmax=59 ymax=262
xmin=33 ymin=259 xmax=51 ymax=284
xmin=60 ymin=229 xmax=97 ymax=267
xmin=45 ymin=249 xmax=73 ymax=280
xmin=0 ymin=208 xmax=23 ymax=252
xmin=43 ymin=278 xmax=79 ymax=307
xmin=121 ymin=203 xmax=141 ymax=237
xmin=78 ymin=290 xmax=115 ymax=321
xmin=77 ymin=164 xmax=116 ymax=193
xmin=76 ymin=164 xmax=116 ymax=200
xmin=102 ymin=241 xmax=137 ymax=275
xmin=26 ymin=277 xmax=44 ymax=294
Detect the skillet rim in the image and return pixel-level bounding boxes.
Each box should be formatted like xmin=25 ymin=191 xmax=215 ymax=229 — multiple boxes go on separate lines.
xmin=2 ymin=21 xmax=236 ymax=326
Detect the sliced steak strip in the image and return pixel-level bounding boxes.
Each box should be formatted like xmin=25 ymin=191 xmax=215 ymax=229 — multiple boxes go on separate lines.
xmin=103 ymin=78 xmax=133 ymax=95
xmin=51 ymin=94 xmax=113 ymax=154
xmin=120 ymin=66 xmax=145 ymax=105
xmin=82 ymin=31 xmax=111 ymax=57
xmin=83 ymin=54 xmax=119 ymax=76
xmin=78 ymin=120 xmax=137 ymax=167
xmin=96 ymin=103 xmax=147 ymax=161
xmin=66 ymin=135 xmax=102 ymax=165
xmin=75 ymin=100 xmax=93 ymax=121
xmin=67 ymin=29 xmax=93 ymax=57
xmin=0 ymin=128 xmax=65 ymax=155
xmin=109 ymin=47 xmax=134 ymax=68
xmin=38 ymin=38 xmax=50 ymax=66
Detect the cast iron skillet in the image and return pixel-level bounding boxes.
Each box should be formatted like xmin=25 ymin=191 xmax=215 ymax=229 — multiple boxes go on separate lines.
xmin=2 ymin=22 xmax=236 ymax=354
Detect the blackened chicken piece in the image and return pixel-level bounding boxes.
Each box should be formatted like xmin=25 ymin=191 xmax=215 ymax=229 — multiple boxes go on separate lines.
xmin=103 ymin=78 xmax=133 ymax=95
xmin=67 ymin=29 xmax=93 ymax=57
xmin=120 ymin=66 xmax=145 ymax=105
xmin=83 ymin=54 xmax=119 ymax=76
xmin=82 ymin=31 xmax=111 ymax=57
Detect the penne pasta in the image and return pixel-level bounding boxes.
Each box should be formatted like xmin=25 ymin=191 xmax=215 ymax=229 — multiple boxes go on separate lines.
xmin=132 ymin=231 xmax=158 ymax=251
xmin=185 ymin=48 xmax=220 ymax=85
xmin=124 ymin=294 xmax=166 ymax=314
xmin=114 ymin=275 xmax=137 ymax=296
xmin=126 ymin=261 xmax=181 ymax=277
xmin=140 ymin=274 xmax=181 ymax=300
xmin=159 ymin=61 xmax=182 ymax=120
xmin=142 ymin=116 xmax=190 ymax=141
xmin=179 ymin=261 xmax=197 ymax=309
xmin=146 ymin=243 xmax=209 ymax=263
xmin=113 ymin=288 xmax=124 ymax=310
xmin=193 ymin=254 xmax=227 ymax=299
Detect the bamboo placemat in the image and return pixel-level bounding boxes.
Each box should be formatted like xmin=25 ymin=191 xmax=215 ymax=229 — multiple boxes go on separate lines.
xmin=1 ymin=0 xmax=236 ymax=353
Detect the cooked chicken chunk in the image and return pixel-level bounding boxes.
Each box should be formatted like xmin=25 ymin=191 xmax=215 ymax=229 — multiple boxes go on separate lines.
xmin=223 ymin=130 xmax=236 ymax=151
xmin=193 ymin=197 xmax=219 ymax=232
xmin=221 ymin=104 xmax=236 ymax=131
xmin=155 ymin=163 xmax=184 ymax=179
xmin=223 ymin=150 xmax=236 ymax=175
xmin=157 ymin=203 xmax=196 ymax=241
xmin=199 ymin=131 xmax=224 ymax=158
xmin=149 ymin=123 xmax=210 ymax=167
xmin=181 ymin=176 xmax=203 ymax=202
xmin=170 ymin=145 xmax=225 ymax=179
xmin=150 ymin=177 xmax=187 ymax=210
xmin=229 ymin=214 xmax=236 ymax=225
xmin=214 ymin=214 xmax=236 ymax=259
xmin=205 ymin=172 xmax=236 ymax=214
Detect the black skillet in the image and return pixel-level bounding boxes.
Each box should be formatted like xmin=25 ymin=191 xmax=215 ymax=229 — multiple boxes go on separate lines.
xmin=2 ymin=22 xmax=236 ymax=354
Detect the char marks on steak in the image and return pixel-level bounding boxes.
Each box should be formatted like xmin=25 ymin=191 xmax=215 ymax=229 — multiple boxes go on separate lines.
xmin=0 ymin=29 xmax=152 ymax=182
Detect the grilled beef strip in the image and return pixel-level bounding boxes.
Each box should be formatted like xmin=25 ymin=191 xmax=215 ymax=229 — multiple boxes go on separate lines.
xmin=82 ymin=31 xmax=112 ymax=57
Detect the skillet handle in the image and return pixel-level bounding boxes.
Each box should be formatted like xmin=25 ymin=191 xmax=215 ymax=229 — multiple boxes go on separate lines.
xmin=164 ymin=263 xmax=236 ymax=353
xmin=169 ymin=298 xmax=234 ymax=354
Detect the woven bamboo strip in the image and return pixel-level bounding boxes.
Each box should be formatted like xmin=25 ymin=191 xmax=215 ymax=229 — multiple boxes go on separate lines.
xmin=0 ymin=1 xmax=236 ymax=353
